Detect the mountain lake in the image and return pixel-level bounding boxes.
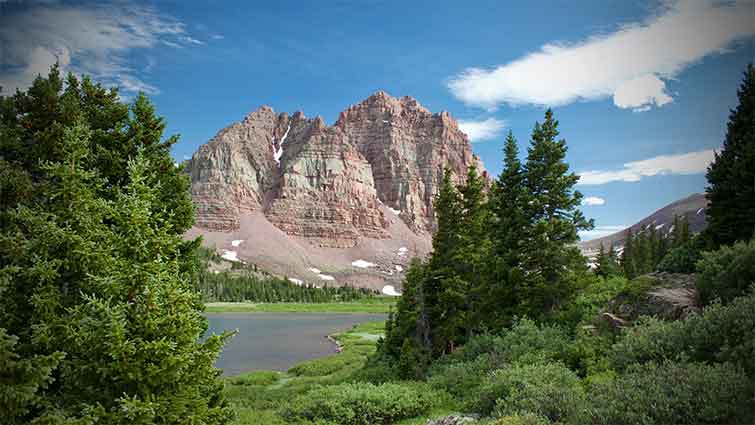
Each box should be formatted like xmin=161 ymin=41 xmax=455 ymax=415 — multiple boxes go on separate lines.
xmin=205 ymin=312 xmax=387 ymax=376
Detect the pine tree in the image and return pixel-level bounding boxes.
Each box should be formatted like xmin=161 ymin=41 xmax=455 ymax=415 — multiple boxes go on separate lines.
xmin=705 ymin=64 xmax=755 ymax=247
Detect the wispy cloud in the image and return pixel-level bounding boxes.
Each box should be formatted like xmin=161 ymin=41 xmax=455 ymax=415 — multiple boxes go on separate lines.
xmin=579 ymin=225 xmax=626 ymax=241
xmin=181 ymin=35 xmax=204 ymax=45
xmin=581 ymin=196 xmax=606 ymax=206
xmin=578 ymin=148 xmax=716 ymax=185
xmin=458 ymin=118 xmax=506 ymax=142
xmin=447 ymin=0 xmax=755 ymax=111
xmin=0 ymin=2 xmax=199 ymax=95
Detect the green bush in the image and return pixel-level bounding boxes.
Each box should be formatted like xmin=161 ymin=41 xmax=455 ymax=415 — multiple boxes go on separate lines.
xmin=230 ymin=370 xmax=281 ymax=386
xmin=611 ymin=288 xmax=755 ymax=376
xmin=554 ymin=275 xmax=628 ymax=328
xmin=493 ymin=413 xmax=551 ymax=425
xmin=280 ymin=382 xmax=442 ymax=425
xmin=428 ymin=356 xmax=493 ymax=400
xmin=619 ymin=275 xmax=658 ymax=300
xmin=589 ymin=361 xmax=751 ymax=425
xmin=448 ymin=319 xmax=572 ymax=367
xmin=425 ymin=318 xmax=578 ymax=405
xmin=288 ymin=352 xmax=366 ymax=377
xmin=657 ymin=243 xmax=701 ymax=274
xmin=473 ymin=362 xmax=586 ymax=423
xmin=696 ymin=239 xmax=755 ymax=305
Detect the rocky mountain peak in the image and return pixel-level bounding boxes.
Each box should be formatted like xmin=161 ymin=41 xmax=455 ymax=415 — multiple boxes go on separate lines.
xmin=337 ymin=91 xmax=432 ymax=126
xmin=185 ymin=92 xmax=485 ymax=285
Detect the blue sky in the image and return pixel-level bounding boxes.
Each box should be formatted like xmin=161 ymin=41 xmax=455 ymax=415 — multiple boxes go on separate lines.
xmin=1 ymin=0 xmax=754 ymax=240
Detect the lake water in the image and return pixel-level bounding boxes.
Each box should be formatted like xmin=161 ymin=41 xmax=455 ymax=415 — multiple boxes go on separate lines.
xmin=205 ymin=313 xmax=387 ymax=376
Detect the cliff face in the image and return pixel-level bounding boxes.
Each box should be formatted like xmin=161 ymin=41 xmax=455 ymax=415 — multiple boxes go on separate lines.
xmin=187 ymin=91 xmax=484 ymax=243
xmin=184 ymin=92 xmax=485 ymax=288
xmin=336 ymin=91 xmax=485 ymax=233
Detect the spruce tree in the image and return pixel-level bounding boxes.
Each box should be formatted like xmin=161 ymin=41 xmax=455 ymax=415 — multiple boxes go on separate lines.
xmin=622 ymin=228 xmax=636 ymax=278
xmin=486 ymin=130 xmax=528 ymax=327
xmin=705 ymin=64 xmax=755 ymax=247
xmin=671 ymin=215 xmax=683 ymax=248
xmin=520 ymin=110 xmax=593 ymax=315
xmin=0 ymin=68 xmax=232 ymax=423
xmin=426 ymin=168 xmax=465 ymax=355
xmin=455 ymin=165 xmax=490 ymax=339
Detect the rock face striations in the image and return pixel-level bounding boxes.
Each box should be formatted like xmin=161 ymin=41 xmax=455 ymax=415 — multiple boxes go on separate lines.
xmin=184 ymin=92 xmax=485 ymax=288
xmin=335 ymin=91 xmax=485 ymax=233
xmin=187 ymin=92 xmax=483 ymax=244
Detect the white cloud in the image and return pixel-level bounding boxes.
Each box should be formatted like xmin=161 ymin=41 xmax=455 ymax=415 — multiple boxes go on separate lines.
xmin=579 ymin=225 xmax=626 ymax=241
xmin=613 ymin=74 xmax=673 ymax=111
xmin=581 ymin=196 xmax=606 ymax=206
xmin=210 ymin=34 xmax=225 ymax=40
xmin=458 ymin=118 xmax=506 ymax=142
xmin=578 ymin=148 xmax=715 ymax=185
xmin=447 ymin=0 xmax=755 ymax=111
xmin=0 ymin=2 xmax=198 ymax=95
xmin=181 ymin=35 xmax=204 ymax=45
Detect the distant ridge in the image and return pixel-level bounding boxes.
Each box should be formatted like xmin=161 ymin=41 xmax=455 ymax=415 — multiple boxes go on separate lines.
xmin=579 ymin=193 xmax=708 ymax=255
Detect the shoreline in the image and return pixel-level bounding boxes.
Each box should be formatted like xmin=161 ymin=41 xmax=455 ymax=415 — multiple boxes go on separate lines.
xmin=204 ymin=300 xmax=394 ymax=314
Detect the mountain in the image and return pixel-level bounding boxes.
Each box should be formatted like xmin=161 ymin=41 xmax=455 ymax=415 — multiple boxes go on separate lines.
xmin=184 ymin=92 xmax=485 ymax=292
xmin=579 ymin=193 xmax=708 ymax=256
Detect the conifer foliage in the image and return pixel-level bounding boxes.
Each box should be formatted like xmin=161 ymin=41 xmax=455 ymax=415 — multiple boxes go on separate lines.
xmin=705 ymin=64 xmax=755 ymax=247
xmin=0 ymin=67 xmax=233 ymax=424
xmin=380 ymin=110 xmax=592 ymax=375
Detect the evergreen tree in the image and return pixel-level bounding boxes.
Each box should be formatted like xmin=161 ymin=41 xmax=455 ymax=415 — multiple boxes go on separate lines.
xmin=705 ymin=64 xmax=755 ymax=247
xmin=486 ymin=130 xmax=528 ymax=328
xmin=0 ymin=68 xmax=232 ymax=424
xmin=520 ymin=110 xmax=593 ymax=316
xmin=671 ymin=215 xmax=683 ymax=249
xmin=679 ymin=215 xmax=690 ymax=246
xmin=595 ymin=243 xmax=619 ymax=278
xmin=454 ymin=165 xmax=491 ymax=339
xmin=622 ymin=228 xmax=636 ymax=278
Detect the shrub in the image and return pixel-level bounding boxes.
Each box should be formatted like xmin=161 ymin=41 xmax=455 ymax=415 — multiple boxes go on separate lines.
xmin=493 ymin=413 xmax=551 ymax=425
xmin=288 ymin=352 xmax=366 ymax=377
xmin=696 ymin=239 xmax=755 ymax=305
xmin=473 ymin=362 xmax=586 ymax=424
xmin=554 ymin=276 xmax=628 ymax=328
xmin=611 ymin=288 xmax=755 ymax=376
xmin=280 ymin=382 xmax=442 ymax=425
xmin=657 ymin=244 xmax=701 ymax=274
xmin=589 ymin=361 xmax=751 ymax=425
xmin=428 ymin=356 xmax=494 ymax=400
xmin=229 ymin=370 xmax=281 ymax=386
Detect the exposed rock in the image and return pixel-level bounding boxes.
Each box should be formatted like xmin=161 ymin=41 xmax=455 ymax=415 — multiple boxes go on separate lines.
xmin=427 ymin=415 xmax=479 ymax=425
xmin=185 ymin=91 xmax=481 ymax=286
xmin=601 ymin=312 xmax=627 ymax=332
xmin=265 ymin=120 xmax=389 ymax=247
xmin=603 ymin=272 xmax=701 ymax=327
xmin=336 ymin=91 xmax=486 ymax=233
xmin=186 ymin=106 xmax=286 ymax=230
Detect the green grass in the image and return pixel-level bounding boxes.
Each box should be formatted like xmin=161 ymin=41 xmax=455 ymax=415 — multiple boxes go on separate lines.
xmin=206 ymin=298 xmax=395 ymax=314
